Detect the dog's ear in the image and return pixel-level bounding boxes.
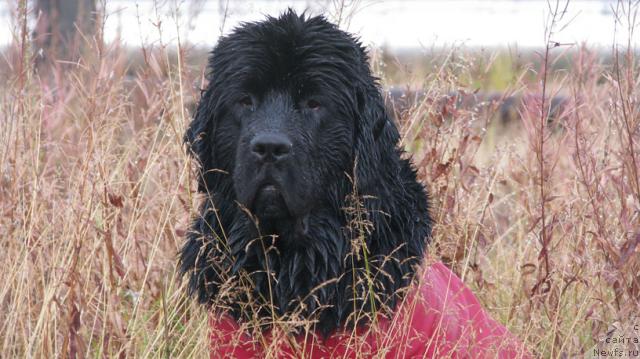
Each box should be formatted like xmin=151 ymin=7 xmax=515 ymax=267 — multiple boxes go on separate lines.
xmin=185 ymin=86 xmax=217 ymax=192
xmin=354 ymin=83 xmax=401 ymax=185
xmin=352 ymin=80 xmax=412 ymax=240
xmin=356 ymin=83 xmax=400 ymax=144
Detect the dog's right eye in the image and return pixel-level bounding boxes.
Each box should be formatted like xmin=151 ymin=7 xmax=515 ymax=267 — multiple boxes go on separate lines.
xmin=239 ymin=96 xmax=253 ymax=107
xmin=306 ymin=99 xmax=321 ymax=110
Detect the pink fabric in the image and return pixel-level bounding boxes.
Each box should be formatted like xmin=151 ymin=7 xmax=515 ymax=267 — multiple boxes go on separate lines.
xmin=209 ymin=262 xmax=532 ymax=358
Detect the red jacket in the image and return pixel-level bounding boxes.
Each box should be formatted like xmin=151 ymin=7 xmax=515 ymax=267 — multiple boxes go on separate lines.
xmin=209 ymin=262 xmax=532 ymax=358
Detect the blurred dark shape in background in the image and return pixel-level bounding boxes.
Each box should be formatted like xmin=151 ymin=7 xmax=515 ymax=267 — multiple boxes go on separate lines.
xmin=33 ymin=0 xmax=97 ymax=65
xmin=386 ymin=88 xmax=570 ymax=131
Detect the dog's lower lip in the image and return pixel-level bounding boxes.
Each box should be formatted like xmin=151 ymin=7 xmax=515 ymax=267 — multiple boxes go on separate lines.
xmin=263 ymin=184 xmax=277 ymax=191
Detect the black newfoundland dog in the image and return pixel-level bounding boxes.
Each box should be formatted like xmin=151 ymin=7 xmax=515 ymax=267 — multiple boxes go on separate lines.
xmin=180 ymin=10 xmax=432 ymax=335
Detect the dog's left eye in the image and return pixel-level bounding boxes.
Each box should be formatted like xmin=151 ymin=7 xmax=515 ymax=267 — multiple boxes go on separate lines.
xmin=306 ymin=99 xmax=321 ymax=110
xmin=239 ymin=96 xmax=253 ymax=107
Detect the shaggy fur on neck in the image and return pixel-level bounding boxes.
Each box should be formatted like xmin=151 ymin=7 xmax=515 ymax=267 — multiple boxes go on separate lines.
xmin=179 ymin=10 xmax=432 ymax=335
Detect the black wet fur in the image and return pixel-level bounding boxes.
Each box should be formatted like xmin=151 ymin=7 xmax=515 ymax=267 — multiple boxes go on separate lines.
xmin=179 ymin=10 xmax=432 ymax=336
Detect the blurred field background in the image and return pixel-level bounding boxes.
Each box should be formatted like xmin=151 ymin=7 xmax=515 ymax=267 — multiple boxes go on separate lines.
xmin=1 ymin=0 xmax=639 ymax=358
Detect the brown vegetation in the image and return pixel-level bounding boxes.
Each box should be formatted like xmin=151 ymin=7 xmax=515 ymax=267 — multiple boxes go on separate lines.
xmin=1 ymin=1 xmax=638 ymax=358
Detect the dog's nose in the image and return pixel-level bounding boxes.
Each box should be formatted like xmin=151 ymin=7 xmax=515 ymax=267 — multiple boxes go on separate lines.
xmin=250 ymin=133 xmax=292 ymax=162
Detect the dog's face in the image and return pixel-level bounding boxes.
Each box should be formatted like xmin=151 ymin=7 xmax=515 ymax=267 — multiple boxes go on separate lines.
xmin=181 ymin=10 xmax=432 ymax=334
xmin=227 ymin=55 xmax=356 ymax=227
xmin=197 ymin=13 xmax=371 ymax=237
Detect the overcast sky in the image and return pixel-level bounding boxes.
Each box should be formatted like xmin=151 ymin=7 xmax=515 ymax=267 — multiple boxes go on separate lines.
xmin=0 ymin=1 xmax=632 ymax=50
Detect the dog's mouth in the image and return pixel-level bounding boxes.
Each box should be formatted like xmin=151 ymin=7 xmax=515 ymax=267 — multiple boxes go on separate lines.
xmin=251 ymin=182 xmax=290 ymax=219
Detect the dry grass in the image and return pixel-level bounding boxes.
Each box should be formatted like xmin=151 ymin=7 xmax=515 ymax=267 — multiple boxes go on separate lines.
xmin=1 ymin=2 xmax=207 ymax=357
xmin=1 ymin=1 xmax=640 ymax=358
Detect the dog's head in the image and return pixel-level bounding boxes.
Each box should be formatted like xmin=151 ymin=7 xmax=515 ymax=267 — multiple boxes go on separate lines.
xmin=188 ymin=11 xmax=387 ymax=235
xmin=182 ymin=10 xmax=431 ymax=334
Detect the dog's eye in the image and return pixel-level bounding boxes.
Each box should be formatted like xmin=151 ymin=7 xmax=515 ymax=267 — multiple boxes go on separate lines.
xmin=306 ymin=99 xmax=321 ymax=110
xmin=239 ymin=96 xmax=253 ymax=107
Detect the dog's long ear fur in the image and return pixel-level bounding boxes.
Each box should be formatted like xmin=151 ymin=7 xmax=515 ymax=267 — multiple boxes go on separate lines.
xmin=185 ymin=86 xmax=218 ymax=193
xmin=182 ymin=86 xmax=218 ymax=303
xmin=181 ymin=74 xmax=238 ymax=304
xmin=353 ymin=68 xmax=402 ymax=198
xmin=352 ymin=59 xmax=432 ymax=283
